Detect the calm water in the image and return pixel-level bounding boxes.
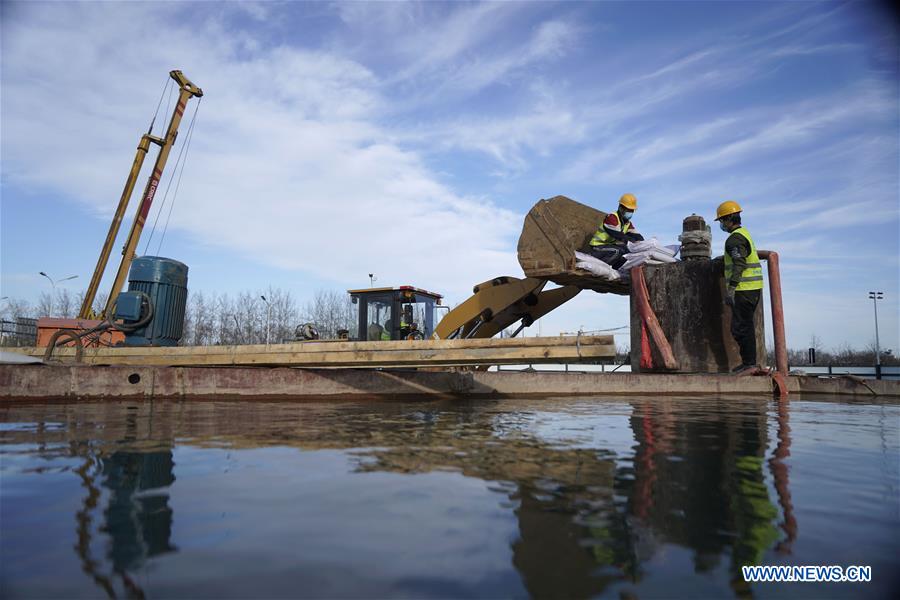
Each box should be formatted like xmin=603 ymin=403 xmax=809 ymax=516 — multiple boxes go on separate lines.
xmin=1 ymin=396 xmax=898 ymax=599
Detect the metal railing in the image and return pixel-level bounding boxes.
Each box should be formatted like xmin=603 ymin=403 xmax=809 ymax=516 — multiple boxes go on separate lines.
xmin=789 ymin=365 xmax=899 ymax=380
xmin=0 ymin=318 xmax=38 ymax=347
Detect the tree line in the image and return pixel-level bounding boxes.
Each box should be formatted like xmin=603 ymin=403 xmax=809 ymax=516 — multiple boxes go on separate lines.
xmin=0 ymin=287 xmax=355 ymax=346
xmin=783 ymin=335 xmax=897 ymax=367
xmin=1 ymin=289 xmax=896 ymax=366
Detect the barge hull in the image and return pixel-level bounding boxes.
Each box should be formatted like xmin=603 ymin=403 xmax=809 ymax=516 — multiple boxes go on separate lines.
xmin=1 ymin=364 xmax=896 ymax=402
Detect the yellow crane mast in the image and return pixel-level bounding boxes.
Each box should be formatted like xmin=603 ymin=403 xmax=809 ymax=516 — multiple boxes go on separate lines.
xmin=78 ymin=70 xmax=202 ymax=320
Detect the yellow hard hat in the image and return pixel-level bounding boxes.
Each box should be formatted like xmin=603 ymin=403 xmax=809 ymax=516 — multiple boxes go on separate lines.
xmin=715 ymin=200 xmax=742 ymax=220
xmin=619 ymin=193 xmax=637 ymax=210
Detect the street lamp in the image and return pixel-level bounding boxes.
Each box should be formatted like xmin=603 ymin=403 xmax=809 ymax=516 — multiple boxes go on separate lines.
xmin=260 ymin=295 xmax=271 ymax=346
xmin=868 ymin=291 xmax=884 ymax=380
xmin=368 ymin=273 xmax=377 ymax=288
xmin=38 ymin=272 xmax=78 ymax=318
xmin=0 ymin=297 xmax=7 ymax=341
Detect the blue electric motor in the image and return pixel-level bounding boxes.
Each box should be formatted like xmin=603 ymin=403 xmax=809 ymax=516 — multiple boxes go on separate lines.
xmin=121 ymin=256 xmax=188 ymax=347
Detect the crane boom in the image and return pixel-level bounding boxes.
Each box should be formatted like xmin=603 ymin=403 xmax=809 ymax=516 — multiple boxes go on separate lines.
xmin=78 ymin=70 xmax=202 ymax=320
xmin=78 ymin=133 xmax=163 ymax=318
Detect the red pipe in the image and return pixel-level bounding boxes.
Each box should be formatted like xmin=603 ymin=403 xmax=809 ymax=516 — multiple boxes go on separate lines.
xmin=640 ymin=323 xmax=653 ymax=370
xmin=769 ymin=396 xmax=797 ymax=553
xmin=632 ymin=266 xmax=679 ymax=371
xmin=758 ymin=250 xmax=788 ymax=376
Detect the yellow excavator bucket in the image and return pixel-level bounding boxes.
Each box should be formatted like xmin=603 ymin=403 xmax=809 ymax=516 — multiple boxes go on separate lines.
xmin=434 ymin=195 xmax=631 ymax=340
xmin=517 ymin=195 xmax=629 ymax=295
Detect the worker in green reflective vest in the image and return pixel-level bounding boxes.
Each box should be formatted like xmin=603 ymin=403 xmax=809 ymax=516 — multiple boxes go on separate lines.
xmin=715 ymin=200 xmax=764 ymax=373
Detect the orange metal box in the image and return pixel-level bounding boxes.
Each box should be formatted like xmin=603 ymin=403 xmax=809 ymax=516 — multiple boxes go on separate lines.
xmin=36 ymin=318 xmax=125 ymax=348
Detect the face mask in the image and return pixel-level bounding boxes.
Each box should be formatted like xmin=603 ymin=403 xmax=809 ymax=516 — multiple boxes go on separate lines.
xmin=622 ymin=210 xmax=634 ymax=220
xmin=719 ymin=221 xmax=729 ymax=232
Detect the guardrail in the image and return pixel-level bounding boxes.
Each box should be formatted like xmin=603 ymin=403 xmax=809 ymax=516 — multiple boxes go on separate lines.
xmin=0 ymin=318 xmax=38 ymax=347
xmin=789 ymin=365 xmax=899 ymax=380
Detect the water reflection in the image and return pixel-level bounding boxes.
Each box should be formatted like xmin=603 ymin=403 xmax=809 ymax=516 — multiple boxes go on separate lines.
xmin=70 ymin=444 xmax=176 ymax=597
xmin=621 ymin=400 xmax=781 ymax=596
xmin=2 ymin=396 xmax=897 ymax=599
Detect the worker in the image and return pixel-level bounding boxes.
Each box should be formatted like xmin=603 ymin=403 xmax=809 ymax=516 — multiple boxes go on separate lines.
xmin=367 ymin=321 xmax=385 ymax=341
xmin=588 ymin=193 xmax=645 ymax=268
xmin=715 ymin=200 xmax=764 ymax=373
xmin=400 ymin=305 xmax=413 ymax=337
xmin=381 ymin=319 xmax=392 ymax=341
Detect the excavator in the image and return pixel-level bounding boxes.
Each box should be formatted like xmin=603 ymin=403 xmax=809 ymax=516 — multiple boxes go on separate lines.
xmin=432 ymin=195 xmax=627 ymax=340
xmin=348 ymin=196 xmax=626 ymax=343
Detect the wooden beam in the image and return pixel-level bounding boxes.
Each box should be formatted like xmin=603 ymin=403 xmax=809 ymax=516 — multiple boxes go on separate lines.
xmin=8 ymin=336 xmax=616 ymax=368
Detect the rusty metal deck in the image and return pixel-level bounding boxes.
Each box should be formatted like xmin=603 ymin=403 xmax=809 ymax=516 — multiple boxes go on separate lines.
xmin=1 ymin=364 xmax=896 ymax=402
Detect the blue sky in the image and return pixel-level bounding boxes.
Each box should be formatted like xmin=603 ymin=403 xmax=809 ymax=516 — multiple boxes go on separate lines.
xmin=1 ymin=1 xmax=898 ymax=351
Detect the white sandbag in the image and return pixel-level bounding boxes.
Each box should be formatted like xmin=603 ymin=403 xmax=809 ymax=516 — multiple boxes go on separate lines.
xmin=647 ymin=249 xmax=678 ymax=263
xmin=619 ymin=253 xmax=646 ymax=271
xmin=574 ymin=251 xmax=621 ymax=280
xmin=627 ymin=238 xmax=677 ymax=256
xmin=618 ymin=250 xmax=676 ymax=272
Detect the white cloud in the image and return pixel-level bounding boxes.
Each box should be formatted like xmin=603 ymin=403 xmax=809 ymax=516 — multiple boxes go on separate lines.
xmin=405 ymin=102 xmax=586 ymax=169
xmin=565 ymin=81 xmax=895 ymax=185
xmin=384 ymin=15 xmax=580 ymax=108
xmin=234 ymin=1 xmax=270 ymax=22
xmin=1 ymin=3 xmax=521 ymax=299
xmin=2 ymin=1 xmax=897 ymax=352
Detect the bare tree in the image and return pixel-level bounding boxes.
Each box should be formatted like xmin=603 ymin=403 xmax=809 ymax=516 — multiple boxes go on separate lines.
xmin=94 ymin=291 xmax=109 ymax=317
xmin=1 ymin=298 xmax=34 ymax=321
xmin=38 ymin=292 xmax=54 ymax=318
xmin=56 ymin=289 xmax=75 ymax=318
xmin=304 ymin=289 xmax=354 ymax=339
xmin=809 ymin=334 xmax=822 ymax=351
xmin=262 ymin=286 xmax=301 ymax=343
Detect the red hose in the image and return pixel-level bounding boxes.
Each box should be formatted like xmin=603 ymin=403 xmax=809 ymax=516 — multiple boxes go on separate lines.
xmin=758 ymin=250 xmax=788 ymax=376
xmin=632 ymin=266 xmax=678 ymax=370
xmin=640 ymin=323 xmax=653 ymax=370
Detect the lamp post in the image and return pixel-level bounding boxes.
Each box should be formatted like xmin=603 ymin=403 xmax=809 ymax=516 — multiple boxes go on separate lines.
xmin=368 ymin=273 xmax=377 ymax=288
xmin=38 ymin=272 xmax=78 ymax=318
xmin=260 ymin=295 xmax=271 ymax=346
xmin=0 ymin=297 xmax=7 ymax=346
xmin=868 ymin=291 xmax=883 ymax=380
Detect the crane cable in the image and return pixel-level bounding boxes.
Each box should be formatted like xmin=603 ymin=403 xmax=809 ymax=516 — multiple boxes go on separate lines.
xmin=141 ymin=74 xmax=177 ymax=253
xmin=157 ymin=98 xmax=201 ymax=254
xmin=143 ymin=97 xmax=201 ymax=255
xmin=148 ymin=74 xmax=173 ymax=135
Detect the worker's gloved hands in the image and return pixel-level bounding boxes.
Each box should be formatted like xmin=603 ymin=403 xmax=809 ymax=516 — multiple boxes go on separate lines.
xmin=724 ymin=286 xmax=736 ymax=306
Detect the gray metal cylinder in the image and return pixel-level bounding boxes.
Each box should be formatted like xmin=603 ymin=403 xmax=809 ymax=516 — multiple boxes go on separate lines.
xmin=678 ymin=214 xmax=712 ymax=260
xmin=124 ymin=256 xmax=188 ymax=347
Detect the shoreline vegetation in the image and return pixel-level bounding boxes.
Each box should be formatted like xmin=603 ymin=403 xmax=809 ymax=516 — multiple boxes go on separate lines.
xmin=1 ymin=288 xmax=896 ymax=366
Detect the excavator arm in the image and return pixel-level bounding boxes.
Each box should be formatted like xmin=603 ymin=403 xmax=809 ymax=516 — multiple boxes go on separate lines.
xmin=434 ymin=195 xmax=634 ymax=340
xmin=433 ymin=276 xmax=580 ymax=339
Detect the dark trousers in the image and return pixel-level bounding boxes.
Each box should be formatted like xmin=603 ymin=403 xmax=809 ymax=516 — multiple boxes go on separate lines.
xmin=731 ymin=289 xmax=761 ymax=366
xmin=587 ymin=244 xmax=628 ymax=269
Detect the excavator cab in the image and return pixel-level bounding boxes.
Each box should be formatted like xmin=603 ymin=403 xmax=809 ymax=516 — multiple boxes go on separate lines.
xmin=348 ymin=286 xmax=443 ymax=341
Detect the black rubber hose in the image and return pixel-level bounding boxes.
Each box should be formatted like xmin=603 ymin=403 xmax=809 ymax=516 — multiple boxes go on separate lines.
xmin=44 ymin=293 xmax=155 ymax=363
xmin=43 ymin=329 xmax=85 ymax=363
xmin=112 ymin=292 xmax=154 ymax=333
